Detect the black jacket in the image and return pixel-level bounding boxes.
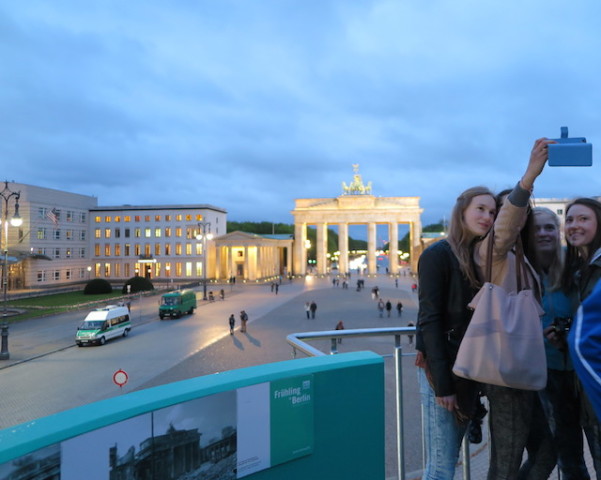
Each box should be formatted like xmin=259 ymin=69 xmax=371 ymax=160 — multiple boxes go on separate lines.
xmin=416 ymin=240 xmax=478 ymax=396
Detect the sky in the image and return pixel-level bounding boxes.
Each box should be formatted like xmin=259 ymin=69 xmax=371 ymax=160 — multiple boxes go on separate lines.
xmin=2 ymin=0 xmax=601 ymax=227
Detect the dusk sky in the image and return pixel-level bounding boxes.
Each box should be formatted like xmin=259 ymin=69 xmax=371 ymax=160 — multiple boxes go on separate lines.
xmin=2 ymin=1 xmax=601 ymax=227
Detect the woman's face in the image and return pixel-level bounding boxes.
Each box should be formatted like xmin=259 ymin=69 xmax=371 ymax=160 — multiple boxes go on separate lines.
xmin=565 ymin=204 xmax=598 ymax=250
xmin=463 ymin=194 xmax=496 ymax=238
xmin=533 ymin=212 xmax=559 ymax=256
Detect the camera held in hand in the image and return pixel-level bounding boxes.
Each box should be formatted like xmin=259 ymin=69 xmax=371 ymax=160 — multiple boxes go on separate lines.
xmin=548 ymin=126 xmax=592 ymax=167
xmin=550 ymin=317 xmax=573 ymax=350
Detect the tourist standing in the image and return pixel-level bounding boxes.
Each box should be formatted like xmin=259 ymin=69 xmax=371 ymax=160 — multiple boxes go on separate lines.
xmin=228 ymin=314 xmax=235 ymax=335
xmin=310 ymin=301 xmax=317 ymax=319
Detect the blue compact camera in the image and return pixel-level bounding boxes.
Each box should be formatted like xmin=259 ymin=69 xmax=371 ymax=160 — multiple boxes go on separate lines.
xmin=548 ymin=126 xmax=593 ymax=167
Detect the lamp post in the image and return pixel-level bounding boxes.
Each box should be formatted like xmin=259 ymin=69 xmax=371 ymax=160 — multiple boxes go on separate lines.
xmin=196 ymin=221 xmax=213 ymax=301
xmin=1 ymin=181 xmax=22 ymax=360
xmin=87 ymin=265 xmax=92 ymax=280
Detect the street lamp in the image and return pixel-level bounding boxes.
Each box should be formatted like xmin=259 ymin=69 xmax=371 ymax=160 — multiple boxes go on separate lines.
xmin=1 ymin=181 xmax=22 ymax=360
xmin=196 ymin=221 xmax=213 ymax=301
xmin=87 ymin=265 xmax=92 ymax=280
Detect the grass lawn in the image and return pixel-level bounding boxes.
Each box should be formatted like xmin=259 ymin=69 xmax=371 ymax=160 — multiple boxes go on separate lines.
xmin=6 ymin=291 xmax=130 ymax=322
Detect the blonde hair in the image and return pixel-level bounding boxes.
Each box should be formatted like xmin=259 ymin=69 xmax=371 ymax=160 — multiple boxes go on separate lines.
xmin=531 ymin=207 xmax=563 ymax=291
xmin=447 ymin=186 xmax=496 ymax=288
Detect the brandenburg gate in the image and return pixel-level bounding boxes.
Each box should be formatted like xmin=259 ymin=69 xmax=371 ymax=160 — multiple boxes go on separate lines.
xmin=291 ymin=166 xmax=423 ymax=276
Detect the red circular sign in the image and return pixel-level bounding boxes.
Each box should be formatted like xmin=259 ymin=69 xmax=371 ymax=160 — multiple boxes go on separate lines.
xmin=113 ymin=369 xmax=129 ymax=387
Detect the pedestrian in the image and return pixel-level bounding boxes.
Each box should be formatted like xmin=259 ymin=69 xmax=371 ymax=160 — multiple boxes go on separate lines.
xmin=310 ymin=301 xmax=317 ymax=319
xmin=473 ymin=139 xmax=555 ymax=479
xmin=521 ymin=207 xmax=590 ymax=478
xmin=335 ymin=320 xmax=344 ymax=344
xmin=407 ymin=321 xmax=415 ymax=345
xmin=240 ymin=310 xmax=248 ymax=333
xmin=377 ymin=298 xmax=385 ymax=318
xmin=208 ymin=291 xmax=215 ymax=302
xmin=219 ymin=289 xmax=225 ymax=301
xmin=270 ymin=282 xmax=274 ymax=292
xmin=395 ymin=278 xmax=398 ymax=288
xmin=385 ymin=299 xmax=392 ymax=317
xmin=275 ymin=283 xmax=279 ymax=294
xmin=396 ymin=301 xmax=403 ymax=317
xmin=228 ymin=314 xmax=235 ymax=335
xmin=411 ymin=283 xmax=417 ymax=294
xmin=304 ymin=302 xmax=311 ymax=319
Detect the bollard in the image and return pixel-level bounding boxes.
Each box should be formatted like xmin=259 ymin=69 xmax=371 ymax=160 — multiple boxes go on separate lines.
xmin=0 ymin=323 xmax=9 ymax=360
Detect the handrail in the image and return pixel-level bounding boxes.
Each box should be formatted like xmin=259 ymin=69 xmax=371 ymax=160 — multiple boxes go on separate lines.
xmin=287 ymin=326 xmax=473 ymax=480
xmin=287 ymin=326 xmax=416 ymax=480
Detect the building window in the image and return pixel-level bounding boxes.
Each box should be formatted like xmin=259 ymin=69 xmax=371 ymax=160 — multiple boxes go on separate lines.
xmin=115 ymin=216 xmax=121 ymax=223
xmin=95 ymin=229 xmax=101 ymax=239
xmin=196 ymin=262 xmax=202 ymax=277
xmin=66 ymin=230 xmax=73 ymax=240
xmin=104 ymin=264 xmax=111 ymax=277
xmin=175 ymin=227 xmax=182 ymax=237
xmin=80 ymin=248 xmax=86 ymax=258
xmin=125 ymin=228 xmax=130 ymax=238
xmin=165 ymin=244 xmax=171 ymax=255
xmin=38 ymin=207 xmax=45 ymax=219
xmin=124 ymin=264 xmax=130 ymax=277
xmin=105 ymin=216 xmax=111 ymax=222
xmin=80 ymin=231 xmax=86 ymax=241
xmin=37 ymin=271 xmax=46 ymax=282
xmin=105 ymin=244 xmax=111 ymax=256
xmin=124 ymin=215 xmax=131 ymax=222
xmin=196 ymin=243 xmax=202 ymax=255
xmin=115 ymin=244 xmax=121 ymax=256
xmin=135 ymin=215 xmax=141 ymax=222
xmin=175 ymin=243 xmax=182 ymax=255
xmin=80 ymin=212 xmax=87 ymax=223
xmin=165 ymin=227 xmax=171 ymax=238
xmin=176 ymin=262 xmax=182 ymax=276
xmin=53 ymin=230 xmax=61 ymax=240
xmin=53 ymin=270 xmax=60 ymax=281
xmin=115 ymin=228 xmax=121 ymax=238
xmin=186 ymin=214 xmax=192 ymax=221
xmin=186 ymin=243 xmax=192 ymax=255
xmin=154 ymin=228 xmax=161 ymax=237
xmin=165 ymin=215 xmax=171 ymax=221
xmin=95 ymin=216 xmax=101 ymax=223
xmin=145 ymin=215 xmax=151 ymax=222
xmin=66 ymin=211 xmax=73 ymax=222
xmin=95 ymin=244 xmax=100 ymax=256
xmin=196 ymin=214 xmax=202 ymax=221
xmin=186 ymin=227 xmax=194 ymax=239
xmin=53 ymin=248 xmax=60 ymax=259
xmin=125 ymin=244 xmax=131 ymax=256
xmin=66 ymin=270 xmax=72 ymax=280
xmin=134 ymin=244 xmax=141 ymax=256
xmin=105 ymin=228 xmax=111 ymax=238
xmin=155 ymin=243 xmax=161 ymax=255
xmin=135 ymin=228 xmax=141 ymax=238
xmin=37 ymin=228 xmax=47 ymax=240
xmin=557 ymin=209 xmax=563 ymax=215
xmin=155 ymin=215 xmax=161 ymax=222
xmin=145 ymin=244 xmax=151 ymax=256
xmin=115 ymin=264 xmax=121 ymax=277
xmin=79 ymin=268 xmax=85 ymax=279
xmin=185 ymin=262 xmax=192 ymax=276
xmin=66 ymin=248 xmax=72 ymax=259
xmin=145 ymin=228 xmax=151 ymax=238
xmin=176 ymin=214 xmax=182 ymax=221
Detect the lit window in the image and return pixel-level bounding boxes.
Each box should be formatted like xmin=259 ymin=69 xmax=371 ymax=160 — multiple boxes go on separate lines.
xmin=95 ymin=229 xmax=101 ymax=239
xmin=105 ymin=216 xmax=111 ymax=222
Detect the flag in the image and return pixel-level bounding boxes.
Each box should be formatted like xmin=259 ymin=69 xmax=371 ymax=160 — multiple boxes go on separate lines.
xmin=46 ymin=208 xmax=59 ymax=225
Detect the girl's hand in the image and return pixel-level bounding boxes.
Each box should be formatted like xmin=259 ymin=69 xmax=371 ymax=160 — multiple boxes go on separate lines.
xmin=436 ymin=394 xmax=458 ymax=412
xmin=520 ymin=138 xmax=555 ymax=191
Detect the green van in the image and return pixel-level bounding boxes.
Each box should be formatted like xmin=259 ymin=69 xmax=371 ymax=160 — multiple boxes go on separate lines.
xmin=159 ymin=289 xmax=197 ymax=319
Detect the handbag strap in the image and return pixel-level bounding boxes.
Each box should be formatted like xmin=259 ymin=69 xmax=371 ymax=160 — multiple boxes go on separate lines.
xmin=483 ymin=226 xmax=530 ymax=292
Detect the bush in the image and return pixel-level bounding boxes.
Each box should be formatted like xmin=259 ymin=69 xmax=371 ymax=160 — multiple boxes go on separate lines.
xmin=122 ymin=276 xmax=154 ymax=294
xmin=84 ymin=279 xmax=113 ymax=295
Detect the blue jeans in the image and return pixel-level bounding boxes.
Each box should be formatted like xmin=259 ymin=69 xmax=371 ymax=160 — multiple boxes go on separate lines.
xmin=418 ymin=368 xmax=467 ymax=480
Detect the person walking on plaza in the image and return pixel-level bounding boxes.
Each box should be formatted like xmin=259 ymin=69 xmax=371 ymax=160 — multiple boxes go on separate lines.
xmin=240 ymin=310 xmax=248 ymax=333
xmin=385 ymin=299 xmax=392 ymax=318
xmin=304 ymin=302 xmax=311 ymax=319
xmin=377 ymin=298 xmax=385 ymax=318
xmin=396 ymin=301 xmax=403 ymax=318
xmin=219 ymin=289 xmax=225 ymax=301
xmin=309 ymin=301 xmax=317 ymax=319
xmin=228 ymin=314 xmax=235 ymax=335
xmin=335 ymin=320 xmax=344 ymax=344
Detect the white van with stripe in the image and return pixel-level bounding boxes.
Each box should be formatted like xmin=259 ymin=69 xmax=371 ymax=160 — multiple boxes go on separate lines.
xmin=75 ymin=305 xmax=131 ymax=346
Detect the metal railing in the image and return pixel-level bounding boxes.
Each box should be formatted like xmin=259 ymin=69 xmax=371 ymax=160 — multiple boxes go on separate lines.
xmin=287 ymin=326 xmax=473 ymax=480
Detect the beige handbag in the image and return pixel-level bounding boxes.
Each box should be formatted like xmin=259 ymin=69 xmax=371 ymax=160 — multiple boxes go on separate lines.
xmin=452 ymin=231 xmax=547 ymax=391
